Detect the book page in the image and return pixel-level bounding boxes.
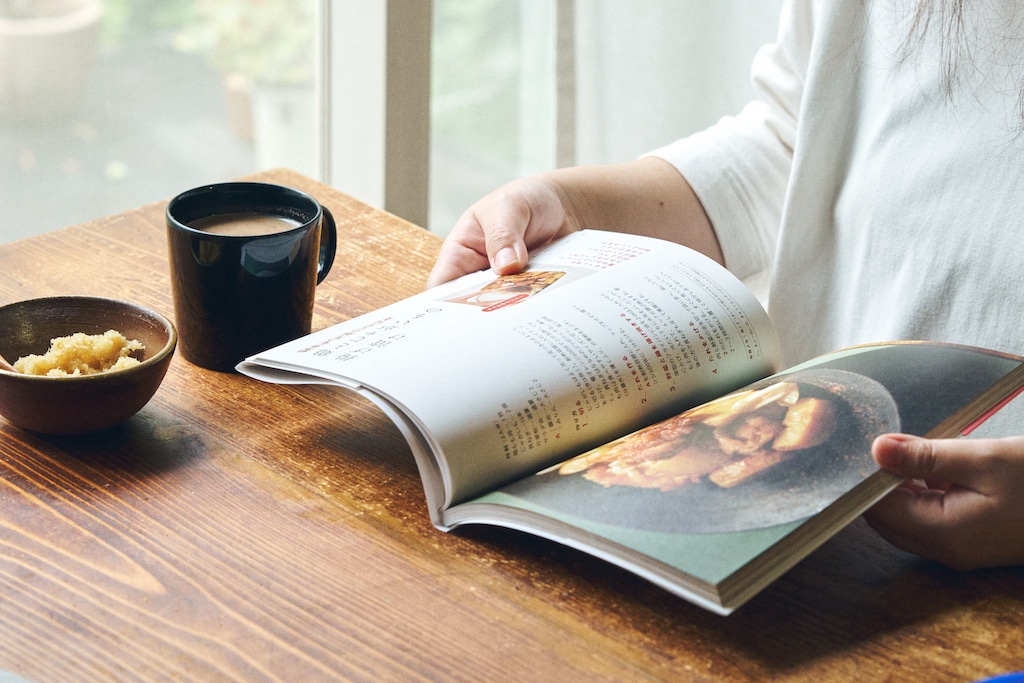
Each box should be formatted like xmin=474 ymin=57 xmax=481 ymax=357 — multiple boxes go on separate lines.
xmin=238 ymin=230 xmax=780 ymax=512
xmin=443 ymin=342 xmax=1024 ymax=613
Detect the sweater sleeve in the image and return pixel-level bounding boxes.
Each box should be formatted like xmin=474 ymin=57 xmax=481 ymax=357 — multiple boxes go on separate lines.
xmin=646 ymin=0 xmax=809 ymax=280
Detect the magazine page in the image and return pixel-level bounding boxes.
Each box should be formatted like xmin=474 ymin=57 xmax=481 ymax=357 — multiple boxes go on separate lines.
xmin=442 ymin=342 xmax=1024 ymax=613
xmin=238 ymin=230 xmax=781 ymax=512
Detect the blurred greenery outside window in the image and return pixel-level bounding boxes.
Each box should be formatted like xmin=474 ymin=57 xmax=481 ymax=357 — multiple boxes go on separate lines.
xmin=0 ymin=0 xmax=316 ymax=243
xmin=0 ymin=0 xmax=540 ymax=242
xmin=430 ymin=0 xmax=546 ymax=235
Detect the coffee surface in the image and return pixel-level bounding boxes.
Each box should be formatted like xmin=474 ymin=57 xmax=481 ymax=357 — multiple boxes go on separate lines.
xmin=190 ymin=212 xmax=303 ymax=237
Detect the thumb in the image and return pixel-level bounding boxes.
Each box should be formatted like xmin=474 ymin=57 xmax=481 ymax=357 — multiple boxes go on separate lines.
xmin=872 ymin=433 xmax=983 ymax=488
xmin=478 ymin=204 xmax=532 ymax=275
xmin=488 ymin=238 xmax=529 ymax=275
xmin=470 ymin=189 xmax=534 ymax=276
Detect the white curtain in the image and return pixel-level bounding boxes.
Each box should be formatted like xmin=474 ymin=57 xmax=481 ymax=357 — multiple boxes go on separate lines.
xmin=428 ymin=0 xmax=785 ymax=235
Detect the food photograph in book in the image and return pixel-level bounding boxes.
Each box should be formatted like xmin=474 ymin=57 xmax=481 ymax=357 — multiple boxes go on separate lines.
xmin=495 ymin=342 xmax=1021 ymax=535
xmin=443 ymin=269 xmax=577 ymax=311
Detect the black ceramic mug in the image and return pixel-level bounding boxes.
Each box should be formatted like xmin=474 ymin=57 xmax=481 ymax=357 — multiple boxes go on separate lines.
xmin=166 ymin=182 xmax=337 ymax=371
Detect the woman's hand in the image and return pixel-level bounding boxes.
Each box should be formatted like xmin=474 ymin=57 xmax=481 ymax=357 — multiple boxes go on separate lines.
xmin=865 ymin=433 xmax=1024 ymax=570
xmin=426 ymin=176 xmax=579 ymax=288
xmin=426 ymin=158 xmax=722 ymax=288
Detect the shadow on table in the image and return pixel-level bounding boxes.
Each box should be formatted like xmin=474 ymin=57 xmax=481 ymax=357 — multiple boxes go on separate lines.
xmin=4 ymin=405 xmax=207 ymax=483
xmin=453 ymin=518 xmax=1024 ymax=675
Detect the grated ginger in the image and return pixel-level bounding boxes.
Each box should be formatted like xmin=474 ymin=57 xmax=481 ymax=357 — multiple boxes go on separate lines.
xmin=14 ymin=330 xmax=145 ymax=377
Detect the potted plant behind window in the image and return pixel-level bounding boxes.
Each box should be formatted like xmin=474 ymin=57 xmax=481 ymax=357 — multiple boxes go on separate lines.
xmin=173 ymin=0 xmax=315 ymax=176
xmin=0 ymin=0 xmax=104 ymax=123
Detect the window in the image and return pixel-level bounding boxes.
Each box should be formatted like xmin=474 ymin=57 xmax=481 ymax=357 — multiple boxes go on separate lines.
xmin=1 ymin=1 xmax=782 ymax=244
xmin=422 ymin=0 xmax=784 ymax=236
xmin=0 ymin=0 xmax=317 ymax=243
xmin=429 ymin=0 xmax=557 ymax=234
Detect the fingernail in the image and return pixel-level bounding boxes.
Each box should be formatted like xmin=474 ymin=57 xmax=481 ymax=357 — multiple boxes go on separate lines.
xmin=494 ymin=247 xmax=518 ymax=271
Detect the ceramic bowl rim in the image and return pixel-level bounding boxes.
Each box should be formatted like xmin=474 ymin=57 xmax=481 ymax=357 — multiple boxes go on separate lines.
xmin=0 ymin=295 xmax=178 ymax=381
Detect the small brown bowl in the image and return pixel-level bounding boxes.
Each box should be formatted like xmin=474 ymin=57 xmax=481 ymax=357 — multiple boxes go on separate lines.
xmin=0 ymin=296 xmax=177 ymax=435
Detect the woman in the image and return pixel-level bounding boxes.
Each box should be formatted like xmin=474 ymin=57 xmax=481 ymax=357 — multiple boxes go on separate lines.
xmin=427 ymin=0 xmax=1024 ymax=570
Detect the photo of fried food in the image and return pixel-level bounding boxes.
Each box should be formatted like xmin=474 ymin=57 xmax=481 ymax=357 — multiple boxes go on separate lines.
xmin=445 ymin=270 xmax=566 ymax=310
xmin=558 ymin=382 xmax=840 ymax=492
xmin=501 ymin=368 xmax=900 ymax=533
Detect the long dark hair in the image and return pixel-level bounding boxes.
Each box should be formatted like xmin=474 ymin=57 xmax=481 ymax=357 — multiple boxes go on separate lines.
xmin=904 ymin=0 xmax=970 ymax=95
xmin=902 ymin=0 xmax=1024 ymax=127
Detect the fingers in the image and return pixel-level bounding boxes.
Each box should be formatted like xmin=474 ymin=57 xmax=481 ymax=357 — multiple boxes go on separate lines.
xmin=864 ymin=480 xmax=1019 ymax=570
xmin=426 ymin=207 xmax=532 ymax=288
xmin=426 ymin=213 xmax=492 ymax=288
xmin=425 ymin=247 xmax=488 ymax=289
xmin=474 ymin=178 xmax=564 ymax=275
xmin=863 ymin=480 xmax=962 ymax=562
xmin=426 ymin=177 xmax=572 ymax=288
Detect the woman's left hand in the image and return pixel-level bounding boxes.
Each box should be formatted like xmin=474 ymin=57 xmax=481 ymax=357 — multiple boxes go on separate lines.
xmin=865 ymin=433 xmax=1024 ymax=570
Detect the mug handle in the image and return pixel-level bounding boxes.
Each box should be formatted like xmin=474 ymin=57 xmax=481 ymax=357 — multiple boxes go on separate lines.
xmin=317 ymin=206 xmax=338 ymax=284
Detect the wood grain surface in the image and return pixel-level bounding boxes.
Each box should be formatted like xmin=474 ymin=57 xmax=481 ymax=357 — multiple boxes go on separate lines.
xmin=0 ymin=169 xmax=1021 ymax=682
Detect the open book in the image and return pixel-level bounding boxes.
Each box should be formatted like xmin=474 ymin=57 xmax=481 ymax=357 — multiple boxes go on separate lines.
xmin=237 ymin=230 xmax=1024 ymax=615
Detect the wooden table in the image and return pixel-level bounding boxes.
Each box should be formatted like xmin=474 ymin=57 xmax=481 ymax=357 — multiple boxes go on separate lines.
xmin=0 ymin=169 xmax=1021 ymax=683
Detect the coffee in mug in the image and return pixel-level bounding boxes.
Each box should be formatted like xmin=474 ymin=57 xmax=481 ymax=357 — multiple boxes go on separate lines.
xmin=166 ymin=182 xmax=337 ymax=371
xmin=188 ymin=212 xmax=304 ymax=237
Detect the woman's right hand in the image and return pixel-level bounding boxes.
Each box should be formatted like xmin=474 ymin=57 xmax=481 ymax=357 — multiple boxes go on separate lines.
xmin=425 ymin=157 xmax=722 ymax=288
xmin=426 ymin=176 xmax=581 ymax=288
